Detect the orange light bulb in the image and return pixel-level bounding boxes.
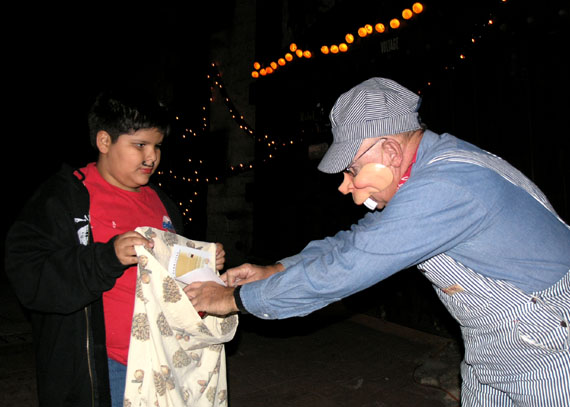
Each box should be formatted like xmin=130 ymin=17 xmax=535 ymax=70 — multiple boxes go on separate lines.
xmin=375 ymin=23 xmax=386 ymax=33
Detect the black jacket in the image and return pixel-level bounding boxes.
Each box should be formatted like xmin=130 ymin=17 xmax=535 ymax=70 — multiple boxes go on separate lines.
xmin=4 ymin=164 xmax=184 ymax=407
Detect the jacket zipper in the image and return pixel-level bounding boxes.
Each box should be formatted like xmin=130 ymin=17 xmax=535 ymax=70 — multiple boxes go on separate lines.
xmin=86 ymin=307 xmax=95 ymax=407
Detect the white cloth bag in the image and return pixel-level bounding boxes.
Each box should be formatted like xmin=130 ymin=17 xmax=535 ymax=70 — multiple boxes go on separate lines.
xmin=123 ymin=227 xmax=238 ymax=406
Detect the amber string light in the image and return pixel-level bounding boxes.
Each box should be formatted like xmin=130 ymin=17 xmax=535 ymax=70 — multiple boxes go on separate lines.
xmin=251 ymin=2 xmax=425 ymax=79
xmin=157 ymin=63 xmax=297 ymax=221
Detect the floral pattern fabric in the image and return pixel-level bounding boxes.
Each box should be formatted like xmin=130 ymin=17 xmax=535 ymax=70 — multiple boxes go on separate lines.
xmin=124 ymin=227 xmax=238 ymax=406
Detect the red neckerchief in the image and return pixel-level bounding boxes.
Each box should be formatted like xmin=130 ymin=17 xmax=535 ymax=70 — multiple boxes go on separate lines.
xmin=396 ymin=147 xmax=418 ymax=191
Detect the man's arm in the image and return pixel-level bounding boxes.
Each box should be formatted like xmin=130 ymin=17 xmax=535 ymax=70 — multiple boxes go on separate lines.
xmin=183 ymin=263 xmax=284 ymax=315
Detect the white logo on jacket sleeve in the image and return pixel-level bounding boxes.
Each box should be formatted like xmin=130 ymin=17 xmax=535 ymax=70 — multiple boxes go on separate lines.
xmin=74 ymin=215 xmax=90 ymax=246
xmin=77 ymin=224 xmax=89 ymax=246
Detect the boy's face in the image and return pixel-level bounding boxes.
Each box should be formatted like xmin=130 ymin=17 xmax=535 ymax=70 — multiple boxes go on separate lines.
xmin=96 ymin=128 xmax=164 ymax=192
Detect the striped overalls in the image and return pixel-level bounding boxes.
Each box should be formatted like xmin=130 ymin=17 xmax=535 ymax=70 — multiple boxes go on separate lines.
xmin=417 ymin=151 xmax=570 ymax=406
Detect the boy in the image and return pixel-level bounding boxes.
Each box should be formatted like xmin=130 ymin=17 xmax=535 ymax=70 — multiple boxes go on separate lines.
xmin=4 ymin=87 xmax=225 ymax=406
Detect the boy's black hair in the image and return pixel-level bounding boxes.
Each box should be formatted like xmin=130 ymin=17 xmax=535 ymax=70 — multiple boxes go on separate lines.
xmin=88 ymin=87 xmax=171 ymax=148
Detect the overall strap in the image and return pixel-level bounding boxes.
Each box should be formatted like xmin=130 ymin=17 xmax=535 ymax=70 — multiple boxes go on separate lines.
xmin=428 ymin=150 xmax=568 ymax=228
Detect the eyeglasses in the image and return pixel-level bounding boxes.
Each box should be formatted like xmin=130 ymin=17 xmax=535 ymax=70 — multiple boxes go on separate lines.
xmin=343 ymin=137 xmax=386 ymax=177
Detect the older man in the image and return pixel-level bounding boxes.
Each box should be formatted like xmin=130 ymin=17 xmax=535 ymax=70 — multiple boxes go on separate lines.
xmin=185 ymin=77 xmax=570 ymax=406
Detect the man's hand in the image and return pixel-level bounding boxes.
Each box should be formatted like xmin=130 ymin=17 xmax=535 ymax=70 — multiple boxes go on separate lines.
xmin=113 ymin=231 xmax=153 ymax=266
xmin=183 ymin=281 xmax=238 ymax=316
xmin=221 ymin=263 xmax=284 ymax=287
xmin=215 ymin=243 xmax=226 ymax=271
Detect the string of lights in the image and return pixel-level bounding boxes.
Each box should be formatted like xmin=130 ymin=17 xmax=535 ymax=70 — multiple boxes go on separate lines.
xmin=157 ymin=0 xmax=533 ymax=224
xmin=156 ymin=63 xmax=297 ymax=222
xmin=251 ymin=2 xmax=425 ymax=79
xmin=158 ymin=63 xmax=296 ymax=182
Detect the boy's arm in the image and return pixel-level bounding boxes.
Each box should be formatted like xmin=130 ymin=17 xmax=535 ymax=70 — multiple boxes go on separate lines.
xmin=5 ymin=185 xmax=127 ymax=314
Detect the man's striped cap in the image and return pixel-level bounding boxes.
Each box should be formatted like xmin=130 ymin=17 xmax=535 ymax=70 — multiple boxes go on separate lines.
xmin=318 ymin=78 xmax=422 ymax=174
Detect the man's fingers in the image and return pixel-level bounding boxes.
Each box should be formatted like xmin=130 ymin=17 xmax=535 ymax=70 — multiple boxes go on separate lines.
xmin=183 ymin=281 xmax=203 ymax=298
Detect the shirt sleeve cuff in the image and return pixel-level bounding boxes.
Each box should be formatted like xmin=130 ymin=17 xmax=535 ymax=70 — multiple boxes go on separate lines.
xmin=277 ymin=255 xmax=302 ymax=269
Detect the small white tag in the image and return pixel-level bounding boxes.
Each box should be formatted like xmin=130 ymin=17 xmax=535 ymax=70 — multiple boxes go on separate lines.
xmin=363 ymin=198 xmax=378 ymax=210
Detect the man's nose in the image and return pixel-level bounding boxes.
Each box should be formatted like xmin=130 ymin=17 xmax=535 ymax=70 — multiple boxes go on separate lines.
xmin=338 ymin=172 xmax=354 ymax=195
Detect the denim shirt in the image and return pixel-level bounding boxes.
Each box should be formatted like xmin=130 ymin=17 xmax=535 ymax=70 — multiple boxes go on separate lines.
xmin=240 ymin=130 xmax=570 ymax=319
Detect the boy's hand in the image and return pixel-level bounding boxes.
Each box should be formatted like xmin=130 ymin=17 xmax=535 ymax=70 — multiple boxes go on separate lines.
xmin=114 ymin=231 xmax=154 ymax=266
xmin=215 ymin=243 xmax=226 ymax=271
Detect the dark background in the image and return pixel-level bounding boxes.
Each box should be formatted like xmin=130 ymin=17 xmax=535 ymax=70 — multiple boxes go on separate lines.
xmin=4 ymin=1 xmax=569 ymax=338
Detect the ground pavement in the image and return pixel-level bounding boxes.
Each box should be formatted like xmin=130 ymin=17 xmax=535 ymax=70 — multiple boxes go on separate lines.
xmin=0 ymin=278 xmax=462 ymax=407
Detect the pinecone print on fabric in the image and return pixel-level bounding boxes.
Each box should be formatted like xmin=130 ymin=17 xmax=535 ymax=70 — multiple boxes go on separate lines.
xmin=163 ymin=231 xmax=178 ymax=247
xmin=153 ymin=370 xmax=166 ymax=396
xmin=206 ymin=386 xmax=216 ymax=403
xmin=181 ymin=387 xmax=191 ymax=403
xmin=162 ymin=276 xmax=182 ymax=303
xmin=196 ymin=323 xmax=214 ymax=337
xmin=160 ymin=365 xmax=175 ymax=391
xmin=131 ymin=313 xmax=150 ymax=341
xmin=142 ymin=227 xmax=157 ymax=239
xmin=220 ymin=316 xmax=237 ymax=335
xmin=213 ymin=358 xmax=221 ymax=375
xmin=156 ymin=312 xmax=173 ymax=337
xmin=218 ymin=389 xmax=227 ymax=404
xmin=189 ymin=352 xmax=202 ymax=367
xmin=172 ymin=348 xmax=192 ymax=368
xmin=185 ymin=240 xmax=204 ymax=250
xmin=135 ymin=278 xmax=148 ymax=304
xmin=208 ymin=344 xmax=223 ymax=353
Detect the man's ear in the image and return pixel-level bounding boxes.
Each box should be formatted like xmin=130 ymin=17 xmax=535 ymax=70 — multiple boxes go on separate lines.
xmin=381 ymin=138 xmax=403 ymax=168
xmin=96 ymin=131 xmax=111 ymax=154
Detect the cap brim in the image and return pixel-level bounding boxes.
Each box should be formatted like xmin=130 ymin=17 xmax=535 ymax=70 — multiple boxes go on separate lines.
xmin=317 ymin=139 xmax=362 ymax=174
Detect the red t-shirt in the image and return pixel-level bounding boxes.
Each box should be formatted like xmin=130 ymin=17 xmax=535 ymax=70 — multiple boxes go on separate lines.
xmin=81 ymin=162 xmax=174 ymax=365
